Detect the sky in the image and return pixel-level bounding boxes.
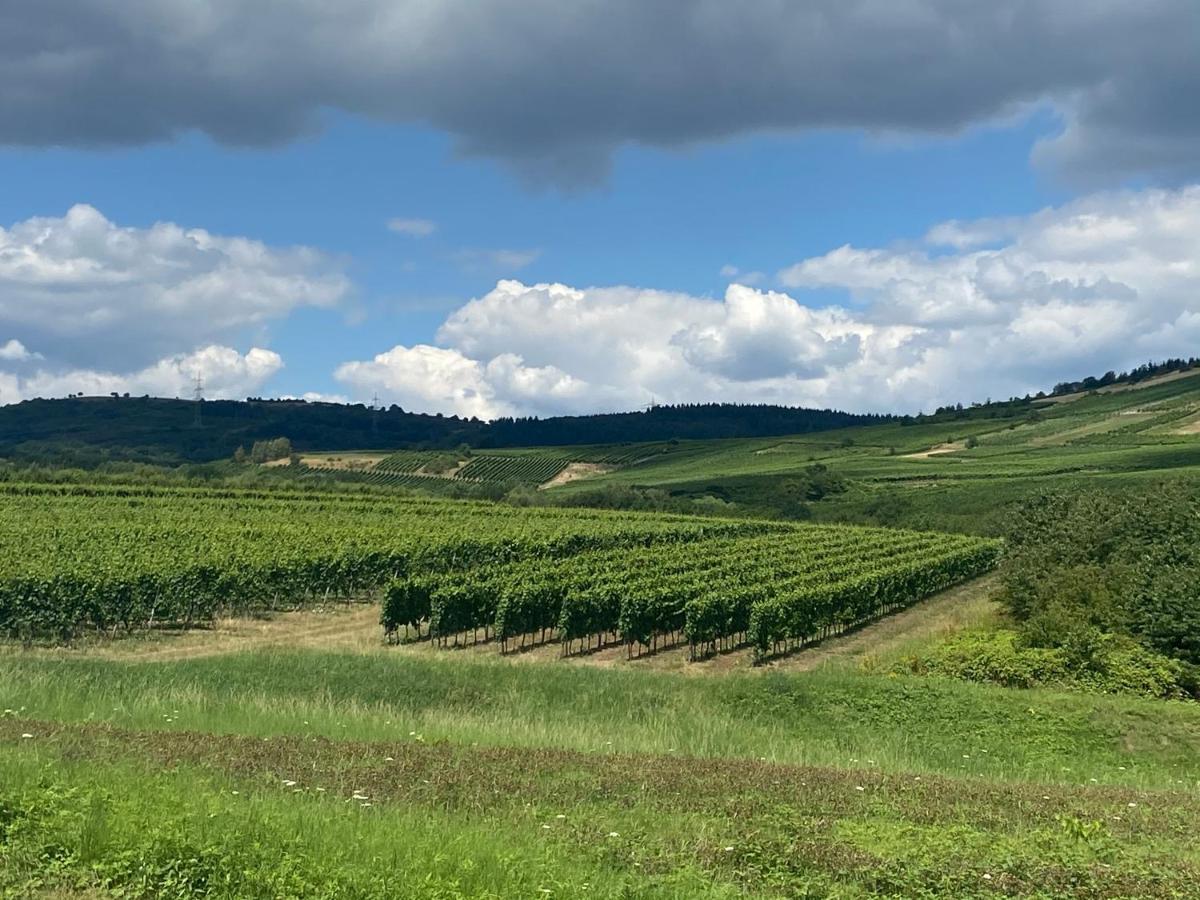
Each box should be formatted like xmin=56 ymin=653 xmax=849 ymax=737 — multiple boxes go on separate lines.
xmin=2 ymin=1 xmax=1199 ymax=418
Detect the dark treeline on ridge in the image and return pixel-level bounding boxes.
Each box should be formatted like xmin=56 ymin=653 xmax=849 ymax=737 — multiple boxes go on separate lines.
xmin=0 ymin=396 xmax=888 ymax=465
xmin=482 ymin=403 xmax=889 ymax=446
xmin=2 ymin=360 xmax=1194 ymax=467
xmin=1050 ymin=358 xmax=1200 ymax=396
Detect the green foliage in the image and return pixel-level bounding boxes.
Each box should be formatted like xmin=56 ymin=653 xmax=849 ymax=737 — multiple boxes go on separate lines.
xmin=900 ymin=629 xmax=1194 ymax=699
xmin=999 ymin=487 xmax=1200 ymax=665
xmin=0 ymin=483 xmax=775 ymax=641
xmin=247 ymin=436 xmax=293 ymax=463
xmin=382 ymin=576 xmax=433 ymax=640
xmin=376 ymin=523 xmax=999 ymax=658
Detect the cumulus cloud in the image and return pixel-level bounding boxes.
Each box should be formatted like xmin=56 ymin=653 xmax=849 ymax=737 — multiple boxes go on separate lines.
xmin=0 ymin=204 xmax=348 ymax=372
xmin=336 ymin=185 xmax=1200 ymax=417
xmin=3 ymin=1 xmax=1197 ymax=185
xmin=0 ymin=340 xmax=38 ymax=362
xmin=0 ymin=345 xmax=283 ymax=405
xmin=386 ymin=218 xmax=437 ymax=237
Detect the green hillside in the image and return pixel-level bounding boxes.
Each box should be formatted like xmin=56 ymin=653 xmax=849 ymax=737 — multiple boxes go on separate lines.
xmin=535 ymin=368 xmax=1200 ymax=533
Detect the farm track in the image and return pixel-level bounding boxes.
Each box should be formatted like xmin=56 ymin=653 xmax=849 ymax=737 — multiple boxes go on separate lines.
xmin=777 ymin=573 xmax=999 ymax=672
xmin=439 ymin=575 xmax=1001 ymax=674
xmin=32 ymin=603 xmax=384 ymax=663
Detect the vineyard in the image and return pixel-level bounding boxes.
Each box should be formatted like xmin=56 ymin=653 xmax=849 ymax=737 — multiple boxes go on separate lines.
xmin=383 ymin=526 xmax=999 ymax=661
xmin=1 ymin=482 xmax=999 ymax=659
xmin=370 ymin=451 xmax=441 ymax=474
xmin=454 ymin=455 xmax=570 ymax=484
xmin=360 ymin=443 xmax=686 ymax=489
xmin=0 ymin=483 xmax=778 ymax=641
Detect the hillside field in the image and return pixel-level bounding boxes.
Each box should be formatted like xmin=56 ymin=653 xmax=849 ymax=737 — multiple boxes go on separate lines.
xmin=324 ymin=367 xmax=1200 ymax=533
xmin=1 ymin=471 xmax=1198 ymax=897
xmin=4 ymin=372 xmax=1200 ymax=897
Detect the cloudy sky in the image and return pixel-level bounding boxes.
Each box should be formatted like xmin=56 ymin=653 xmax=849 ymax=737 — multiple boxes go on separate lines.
xmin=2 ymin=0 xmax=1199 ymax=416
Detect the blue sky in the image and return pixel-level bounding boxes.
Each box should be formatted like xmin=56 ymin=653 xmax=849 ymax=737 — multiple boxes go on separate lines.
xmin=1 ymin=2 xmax=1197 ymax=417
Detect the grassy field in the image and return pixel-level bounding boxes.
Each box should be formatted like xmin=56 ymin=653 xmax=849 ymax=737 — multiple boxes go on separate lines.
xmin=3 ymin=642 xmax=1199 ymax=898
xmin=6 ymin=373 xmax=1200 ymax=897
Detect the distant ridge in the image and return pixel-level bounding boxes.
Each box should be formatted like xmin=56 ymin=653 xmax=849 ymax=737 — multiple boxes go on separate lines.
xmin=1049 ymin=358 xmax=1200 ymax=397
xmin=0 ymin=396 xmax=890 ymax=466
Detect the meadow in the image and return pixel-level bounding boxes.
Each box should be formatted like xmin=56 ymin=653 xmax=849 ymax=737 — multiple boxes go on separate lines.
xmin=3 ymin=649 xmax=1200 ymax=898
xmin=4 ymin=372 xmax=1200 ymax=897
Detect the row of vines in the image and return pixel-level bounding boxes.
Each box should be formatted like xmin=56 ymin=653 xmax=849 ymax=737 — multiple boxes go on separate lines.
xmin=0 ymin=483 xmax=778 ymax=641
xmin=382 ymin=527 xmax=1001 ymax=662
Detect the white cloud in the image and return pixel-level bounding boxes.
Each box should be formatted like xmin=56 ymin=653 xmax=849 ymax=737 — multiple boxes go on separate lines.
xmin=335 ymin=344 xmax=504 ymax=420
xmin=0 ymin=340 xmax=37 ymax=362
xmin=387 ymin=218 xmax=437 ymax=237
xmin=336 ymin=185 xmax=1200 ymax=417
xmin=0 ymin=204 xmax=349 ymax=371
xmin=717 ymin=265 xmax=764 ymax=285
xmin=1 ymin=345 xmax=283 ymax=405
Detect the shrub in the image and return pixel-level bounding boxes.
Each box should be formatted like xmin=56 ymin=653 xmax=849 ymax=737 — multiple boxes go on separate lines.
xmin=898 ymin=630 xmax=1193 ymax=699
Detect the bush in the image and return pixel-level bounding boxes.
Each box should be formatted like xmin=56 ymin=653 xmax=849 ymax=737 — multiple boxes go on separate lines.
xmin=898 ymin=630 xmax=1193 ymax=699
xmin=999 ymin=488 xmax=1200 ymax=666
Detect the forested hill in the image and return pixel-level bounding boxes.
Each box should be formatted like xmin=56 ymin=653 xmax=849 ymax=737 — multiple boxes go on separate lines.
xmin=0 ymin=396 xmax=890 ymax=465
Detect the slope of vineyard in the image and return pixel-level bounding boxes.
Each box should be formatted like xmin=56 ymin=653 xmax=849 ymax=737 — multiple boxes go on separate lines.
xmin=0 ymin=483 xmax=778 ymax=640
xmin=383 ymin=526 xmax=999 ymax=659
xmin=453 ymin=454 xmax=570 ymax=484
xmin=360 ymin=446 xmax=670 ymax=488
xmin=0 ymin=482 xmax=997 ymax=660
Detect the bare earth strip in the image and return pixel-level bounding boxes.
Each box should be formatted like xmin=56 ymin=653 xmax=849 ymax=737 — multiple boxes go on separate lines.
xmin=540 ymin=461 xmax=614 ymax=489
xmin=20 ymin=603 xmax=385 ymax=664
xmin=902 ymin=441 xmax=966 ymax=459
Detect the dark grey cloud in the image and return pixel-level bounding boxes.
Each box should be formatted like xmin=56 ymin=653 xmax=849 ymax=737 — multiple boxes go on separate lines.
xmin=3 ymin=1 xmax=1197 ymax=185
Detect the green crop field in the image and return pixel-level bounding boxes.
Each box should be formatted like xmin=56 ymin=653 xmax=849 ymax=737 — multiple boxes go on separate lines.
xmin=4 ymin=372 xmax=1200 ymax=897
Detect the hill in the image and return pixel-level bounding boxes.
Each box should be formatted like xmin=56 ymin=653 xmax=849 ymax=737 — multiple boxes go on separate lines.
xmin=0 ymin=395 xmax=888 ymax=465
xmin=535 ymin=366 xmax=1200 ymax=532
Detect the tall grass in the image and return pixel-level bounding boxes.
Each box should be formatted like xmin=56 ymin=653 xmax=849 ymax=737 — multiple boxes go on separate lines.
xmin=4 ymin=649 xmax=1198 ymax=788
xmin=0 ymin=749 xmax=736 ymax=899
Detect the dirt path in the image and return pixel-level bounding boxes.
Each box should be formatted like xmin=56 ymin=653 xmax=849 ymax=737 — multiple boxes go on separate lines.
xmin=771 ymin=574 xmax=999 ymax=672
xmin=24 ymin=603 xmax=385 ymax=664
xmin=902 ymin=440 xmax=966 ymax=459
xmin=539 ymin=461 xmax=614 ymax=489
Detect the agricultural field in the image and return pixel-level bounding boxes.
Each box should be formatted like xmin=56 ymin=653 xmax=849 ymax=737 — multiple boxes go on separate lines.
xmin=337 ymin=442 xmax=688 ymax=490
xmin=0 ymin=483 xmax=779 ymax=641
xmin=307 ymin=370 xmax=1200 ymax=537
xmin=532 ymin=368 xmax=1200 ymax=533
xmin=4 ymin=374 xmax=1200 ymax=897
xmin=2 ymin=470 xmax=1198 ymax=897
